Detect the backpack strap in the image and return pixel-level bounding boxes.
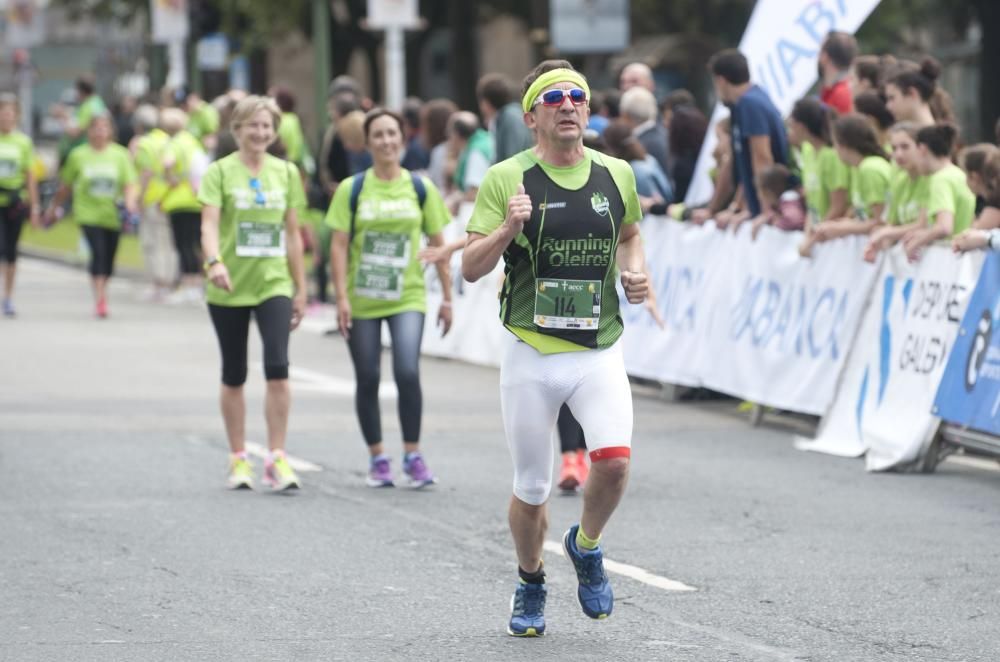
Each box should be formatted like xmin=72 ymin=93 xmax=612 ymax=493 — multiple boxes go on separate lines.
xmin=348 ymin=169 xmax=368 ymax=241
xmin=349 ymin=169 xmax=427 ymax=240
xmin=410 ymin=170 xmax=427 ymax=208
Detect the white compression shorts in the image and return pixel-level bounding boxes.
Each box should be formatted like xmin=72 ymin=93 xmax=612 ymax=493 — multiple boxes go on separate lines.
xmin=500 ymin=336 xmax=633 ymax=506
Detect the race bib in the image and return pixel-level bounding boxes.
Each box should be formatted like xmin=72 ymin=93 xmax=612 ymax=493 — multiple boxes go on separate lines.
xmin=534 ymin=278 xmax=602 ymax=330
xmin=355 ymin=231 xmax=409 ymax=301
xmin=0 ymin=160 xmax=17 ymax=179
xmin=236 ymin=221 xmax=285 ymax=257
xmin=354 ymin=262 xmax=403 ymax=300
xmin=89 ymin=176 xmax=117 ymax=198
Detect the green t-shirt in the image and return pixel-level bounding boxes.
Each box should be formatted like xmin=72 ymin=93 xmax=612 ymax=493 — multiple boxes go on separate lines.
xmin=198 ymin=153 xmax=306 ymax=307
xmin=885 ymin=167 xmax=929 ymax=226
xmin=467 ymin=148 xmax=642 ymax=355
xmin=926 ymin=163 xmax=976 ymax=236
xmin=0 ymin=130 xmax=33 ymax=207
xmin=60 ymin=143 xmax=137 ymax=229
xmin=188 ymin=102 xmax=220 ymax=143
xmin=848 ymin=155 xmax=892 ymax=221
xmin=325 ymin=169 xmax=449 ymax=319
xmin=279 ymin=112 xmax=309 ymax=167
xmin=134 ymin=128 xmax=170 ymax=207
xmin=162 ymin=130 xmax=205 ymax=213
xmin=797 ymin=142 xmax=849 ymax=220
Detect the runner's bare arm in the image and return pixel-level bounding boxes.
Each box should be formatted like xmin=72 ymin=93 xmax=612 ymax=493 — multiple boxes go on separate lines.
xmin=462 ymin=184 xmax=531 ymax=282
xmin=201 ymin=205 xmax=232 ymax=292
xmin=617 ymin=223 xmax=648 ymax=304
xmin=330 ymin=230 xmax=352 ymax=338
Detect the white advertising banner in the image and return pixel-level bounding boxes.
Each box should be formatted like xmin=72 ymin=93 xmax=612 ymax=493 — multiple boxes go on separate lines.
xmin=798 ymin=246 xmax=983 ymax=468
xmin=622 ymin=219 xmax=877 ymax=415
xmin=863 ymin=248 xmax=982 ymax=471
xmin=685 ymin=0 xmax=884 ymax=206
xmin=619 ymin=217 xmax=727 ymax=385
xmin=697 ymin=225 xmax=877 ymax=415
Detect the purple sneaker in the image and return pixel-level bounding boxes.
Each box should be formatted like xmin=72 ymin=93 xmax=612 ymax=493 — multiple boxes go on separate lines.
xmin=366 ymin=455 xmax=395 ymax=487
xmin=402 ymin=452 xmax=437 ymax=488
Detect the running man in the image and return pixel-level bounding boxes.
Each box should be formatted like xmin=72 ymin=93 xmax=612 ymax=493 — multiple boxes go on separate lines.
xmin=462 ymin=60 xmax=648 ymax=637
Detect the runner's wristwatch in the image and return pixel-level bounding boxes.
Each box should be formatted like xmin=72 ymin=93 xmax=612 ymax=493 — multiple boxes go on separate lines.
xmin=203 ymin=255 xmax=222 ymax=271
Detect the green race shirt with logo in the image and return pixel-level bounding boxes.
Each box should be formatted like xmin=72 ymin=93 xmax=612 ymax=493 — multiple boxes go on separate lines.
xmin=848 ymin=155 xmax=892 ymax=221
xmin=926 ymin=163 xmax=976 ymax=236
xmin=198 ymin=153 xmax=306 ymax=307
xmin=60 ymin=143 xmax=137 ymax=229
xmin=325 ymin=170 xmax=449 ymax=319
xmin=0 ymin=130 xmax=33 ymax=207
xmin=467 ymin=148 xmax=642 ymax=355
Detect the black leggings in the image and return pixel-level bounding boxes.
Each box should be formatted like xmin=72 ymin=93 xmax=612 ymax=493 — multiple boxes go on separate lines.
xmin=558 ymin=404 xmax=588 ymax=453
xmin=0 ymin=212 xmax=25 ymax=263
xmin=347 ymin=311 xmax=424 ymax=446
xmin=208 ymin=296 xmax=292 ymax=387
xmin=170 ymin=211 xmax=202 ymax=275
xmin=81 ymin=225 xmax=120 ymax=276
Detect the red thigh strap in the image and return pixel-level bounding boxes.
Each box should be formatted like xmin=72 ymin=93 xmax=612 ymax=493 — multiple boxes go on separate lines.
xmin=589 ymin=446 xmax=631 ymax=462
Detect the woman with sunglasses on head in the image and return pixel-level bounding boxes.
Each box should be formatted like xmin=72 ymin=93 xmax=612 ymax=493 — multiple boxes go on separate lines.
xmin=45 ymin=113 xmax=138 ymax=318
xmin=463 ymin=60 xmax=648 ymax=637
xmin=328 ymin=108 xmax=453 ymax=489
xmin=0 ymin=93 xmax=40 ymax=317
xmin=198 ymin=95 xmax=308 ymax=491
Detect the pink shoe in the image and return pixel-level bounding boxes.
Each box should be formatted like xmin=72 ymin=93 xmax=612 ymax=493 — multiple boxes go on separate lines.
xmin=96 ymin=298 xmax=108 ymax=318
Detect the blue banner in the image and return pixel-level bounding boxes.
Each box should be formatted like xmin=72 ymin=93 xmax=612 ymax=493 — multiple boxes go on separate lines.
xmin=933 ymin=252 xmax=1000 ymax=434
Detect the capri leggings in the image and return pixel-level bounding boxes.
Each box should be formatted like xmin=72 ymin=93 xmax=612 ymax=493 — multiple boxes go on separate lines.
xmin=170 ymin=211 xmax=202 ymax=275
xmin=0 ymin=211 xmax=25 ymax=263
xmin=500 ymin=336 xmax=633 ymax=506
xmin=346 ymin=310 xmax=424 ymax=446
xmin=81 ymin=225 xmax=121 ymax=276
xmin=208 ymin=296 xmax=292 ymax=386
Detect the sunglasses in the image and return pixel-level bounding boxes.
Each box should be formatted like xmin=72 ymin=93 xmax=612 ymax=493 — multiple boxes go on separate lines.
xmin=533 ymin=87 xmax=588 ymax=108
xmin=248 ymin=177 xmax=266 ymax=206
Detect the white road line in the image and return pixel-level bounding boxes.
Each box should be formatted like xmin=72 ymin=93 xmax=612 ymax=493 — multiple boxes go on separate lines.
xmin=250 ymin=362 xmax=398 ymax=398
xmin=542 ymin=540 xmax=697 ymax=592
xmin=244 ymin=441 xmax=324 ymax=473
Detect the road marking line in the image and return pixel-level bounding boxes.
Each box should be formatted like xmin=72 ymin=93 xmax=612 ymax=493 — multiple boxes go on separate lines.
xmin=258 ymin=363 xmax=398 ymax=398
xmin=244 ymin=441 xmax=324 ymax=473
xmin=542 ymin=540 xmax=697 ymax=592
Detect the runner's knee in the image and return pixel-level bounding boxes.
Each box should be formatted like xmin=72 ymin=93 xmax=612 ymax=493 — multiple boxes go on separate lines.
xmin=222 ymin=363 xmax=248 ymax=387
xmin=263 ymin=363 xmax=288 ymax=381
xmin=513 ymin=477 xmax=551 ymax=506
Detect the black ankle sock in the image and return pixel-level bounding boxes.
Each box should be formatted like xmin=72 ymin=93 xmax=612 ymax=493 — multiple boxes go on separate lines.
xmin=518 ymin=565 xmax=545 ymax=584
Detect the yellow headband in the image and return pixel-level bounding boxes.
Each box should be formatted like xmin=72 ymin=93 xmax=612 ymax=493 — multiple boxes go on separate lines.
xmin=521 ymin=68 xmax=591 ymax=113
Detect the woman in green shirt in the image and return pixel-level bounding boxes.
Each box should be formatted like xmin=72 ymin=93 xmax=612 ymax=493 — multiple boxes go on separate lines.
xmin=199 ymin=95 xmax=308 ymax=492
xmin=0 ymin=94 xmax=40 ymax=317
xmin=161 ymin=107 xmax=208 ymax=301
xmin=899 ymin=123 xmax=975 ymax=260
xmin=328 ymin=108 xmax=453 ymax=488
xmin=864 ymin=123 xmax=929 ymax=262
xmin=812 ymin=113 xmax=892 ymax=244
xmin=789 ymin=97 xmax=850 ymax=223
xmin=45 ymin=113 xmax=138 ymax=318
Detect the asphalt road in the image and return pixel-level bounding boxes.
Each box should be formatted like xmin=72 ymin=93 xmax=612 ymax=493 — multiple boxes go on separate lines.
xmin=2 ymin=258 xmax=999 ymax=662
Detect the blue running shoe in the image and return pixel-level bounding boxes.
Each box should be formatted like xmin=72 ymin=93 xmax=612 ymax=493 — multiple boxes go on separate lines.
xmin=563 ymin=524 xmax=613 ymax=619
xmin=507 ymin=582 xmax=547 ymax=637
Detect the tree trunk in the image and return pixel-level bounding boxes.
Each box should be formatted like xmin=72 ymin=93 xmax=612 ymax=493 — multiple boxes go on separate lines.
xmin=449 ymin=0 xmax=479 ymax=110
xmin=975 ymin=0 xmax=1000 ymax=141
